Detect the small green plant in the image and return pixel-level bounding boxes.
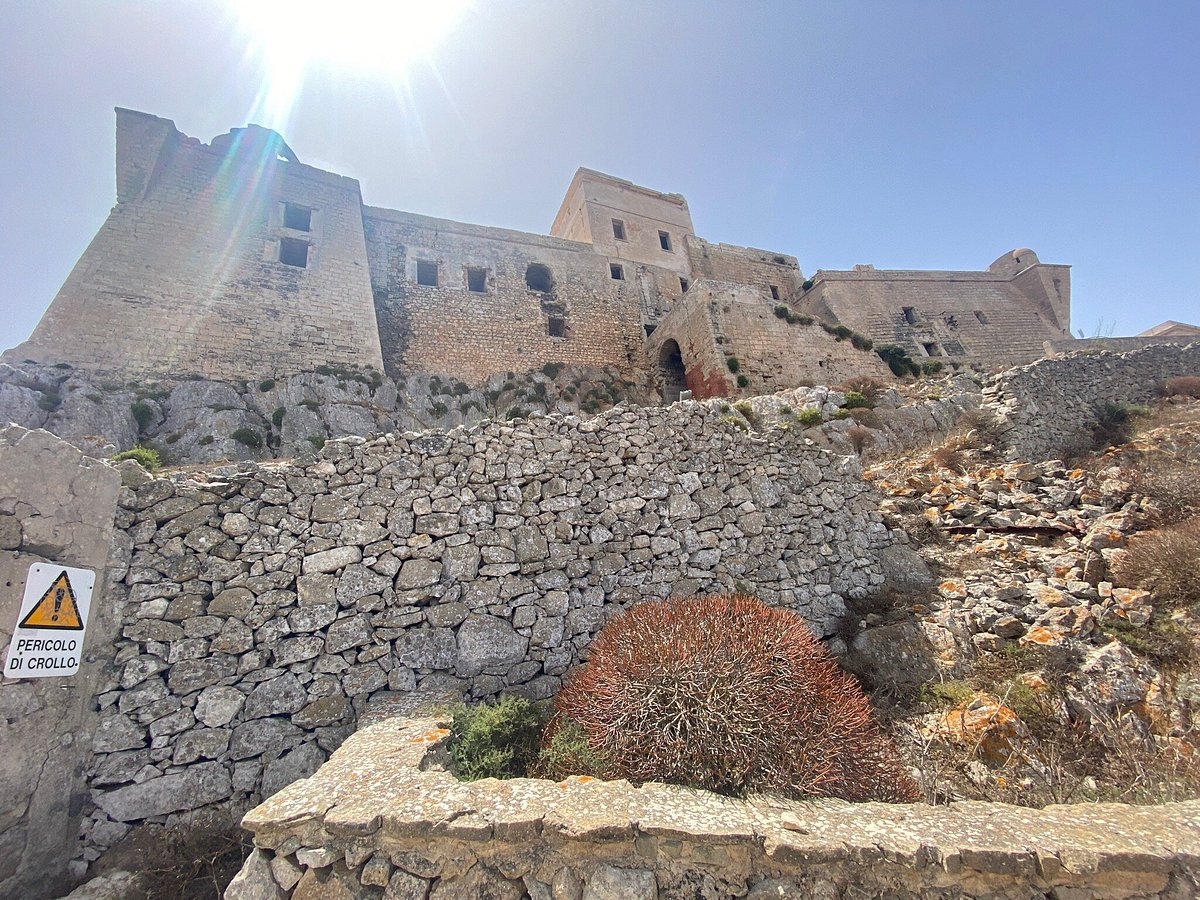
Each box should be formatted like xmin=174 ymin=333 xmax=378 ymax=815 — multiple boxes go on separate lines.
xmin=717 ymin=401 xmax=731 ymax=413
xmin=842 ymin=390 xmax=871 ymax=410
xmin=271 ymin=407 xmax=286 ymax=428
xmin=733 ymin=400 xmax=759 ymax=428
xmin=736 ymin=374 xmax=749 ymax=388
xmin=774 ymin=304 xmax=791 ymax=319
xmin=1092 ymin=401 xmax=1146 ymax=448
xmin=199 ymin=436 xmax=214 ymax=446
xmin=876 ymin=345 xmax=921 ymax=378
xmin=37 ymin=391 xmax=62 ymax=413
xmin=918 ymin=680 xmax=975 ymax=708
xmin=541 ymin=362 xmax=564 ymax=379
xmin=850 ymin=332 xmax=873 ymax=351
xmin=299 ymin=399 xmax=320 ymax=413
xmin=131 ymin=401 xmax=154 ymax=431
xmin=430 ymin=401 xmax=448 ymax=416
xmin=536 ymin=719 xmax=609 ymax=780
xmin=449 ymin=695 xmax=546 ymax=781
xmin=307 ymin=436 xmax=325 ymax=450
xmin=112 ymin=445 xmax=161 ymax=470
xmin=779 ymin=404 xmax=793 ymax=415
xmin=721 ymin=414 xmax=748 ymax=431
xmin=231 ymin=428 xmax=263 ymax=449
xmin=1100 ymin=616 xmax=1194 ymax=669
xmin=922 ymin=360 xmax=944 ymax=376
xmin=797 ymin=408 xmax=822 ymax=427
xmin=506 ymin=406 xmax=529 ymax=420
xmin=726 ymin=357 xmax=740 ymax=374
xmin=258 ymin=378 xmax=275 ymax=392
xmin=802 ymin=278 xmax=815 ymax=291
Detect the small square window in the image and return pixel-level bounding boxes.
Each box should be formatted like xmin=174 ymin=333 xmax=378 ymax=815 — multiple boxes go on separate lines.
xmin=922 ymin=341 xmax=942 ymax=357
xmin=279 ymin=237 xmax=309 ymax=268
xmin=612 ymin=219 xmax=626 ymax=240
xmin=416 ymin=259 xmax=438 ymax=287
xmin=283 ymin=203 xmax=312 ymax=232
xmin=658 ymin=231 xmax=672 ymax=251
xmin=679 ymin=277 xmax=689 ymax=292
xmin=769 ymin=285 xmax=780 ymax=301
xmin=610 ymin=263 xmax=625 ymax=280
xmin=466 ymin=267 xmax=487 ymax=293
xmin=548 ymin=316 xmax=566 ymax=338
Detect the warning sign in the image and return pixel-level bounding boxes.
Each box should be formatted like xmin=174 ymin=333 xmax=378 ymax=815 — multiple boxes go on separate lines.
xmin=5 ymin=564 xmax=95 ymax=678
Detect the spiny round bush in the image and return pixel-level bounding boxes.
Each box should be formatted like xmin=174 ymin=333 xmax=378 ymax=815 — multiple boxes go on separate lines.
xmin=550 ymin=594 xmax=918 ymax=802
xmin=1113 ymin=519 xmax=1200 ymax=609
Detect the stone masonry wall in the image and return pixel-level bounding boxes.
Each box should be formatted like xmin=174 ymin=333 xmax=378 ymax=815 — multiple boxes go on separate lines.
xmin=82 ymin=401 xmax=891 ymax=864
xmin=7 ymin=110 xmax=384 ymax=381
xmin=985 ymin=342 xmax=1200 ymax=460
xmin=687 ymin=237 xmax=804 ymax=306
xmin=364 ymin=208 xmax=645 ymax=384
xmin=230 ymin=715 xmax=1200 ymax=900
xmin=0 ymin=426 xmax=121 ymax=899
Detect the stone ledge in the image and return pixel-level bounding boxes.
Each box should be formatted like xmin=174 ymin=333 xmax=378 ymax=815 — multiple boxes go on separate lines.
xmin=233 ymin=716 xmax=1200 ymax=899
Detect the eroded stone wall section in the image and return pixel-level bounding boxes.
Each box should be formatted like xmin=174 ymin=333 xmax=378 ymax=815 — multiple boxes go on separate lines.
xmin=82 ymin=401 xmax=891 ymax=863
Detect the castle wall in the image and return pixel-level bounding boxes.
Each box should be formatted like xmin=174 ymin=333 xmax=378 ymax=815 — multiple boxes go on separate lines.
xmin=78 ymin=402 xmax=890 ymax=866
xmin=7 ymin=111 xmax=383 ymax=381
xmin=364 ymin=208 xmax=645 ymax=384
xmin=801 ymin=270 xmax=1066 ymax=370
xmin=686 ymin=237 xmax=804 ymax=306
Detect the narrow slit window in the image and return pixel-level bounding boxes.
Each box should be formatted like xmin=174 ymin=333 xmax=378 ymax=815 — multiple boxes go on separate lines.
xmin=279 ymin=238 xmax=309 ymax=268
xmin=283 ymin=203 xmax=312 ymax=232
xmin=416 ymin=259 xmax=438 ymax=287
xmin=680 ymin=277 xmax=689 ymax=292
xmin=903 ymin=306 xmax=918 ymax=325
xmin=548 ymin=316 xmax=566 ymax=338
xmin=610 ymin=263 xmax=625 ymax=280
xmin=769 ymin=285 xmax=780 ymax=301
xmin=922 ymin=342 xmax=942 ymax=357
xmin=974 ymin=310 xmax=989 ymax=325
xmin=612 ymin=219 xmax=626 ymax=240
xmin=467 ymin=267 xmax=487 ymax=293
xmin=658 ymin=230 xmax=672 ymax=251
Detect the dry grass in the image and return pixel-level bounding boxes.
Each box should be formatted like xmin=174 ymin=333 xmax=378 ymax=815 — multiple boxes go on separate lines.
xmin=1113 ymin=519 xmax=1200 ymax=608
xmin=1163 ymin=375 xmax=1200 ymax=398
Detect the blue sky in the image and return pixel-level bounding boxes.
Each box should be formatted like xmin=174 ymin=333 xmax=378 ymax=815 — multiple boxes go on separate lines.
xmin=2 ymin=1 xmax=1197 ymax=353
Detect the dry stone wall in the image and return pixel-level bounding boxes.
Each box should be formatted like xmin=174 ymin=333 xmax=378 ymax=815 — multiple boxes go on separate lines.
xmin=985 ymin=342 xmax=1200 ymax=460
xmin=84 ymin=401 xmax=892 ymax=861
xmin=230 ymin=715 xmax=1200 ymax=900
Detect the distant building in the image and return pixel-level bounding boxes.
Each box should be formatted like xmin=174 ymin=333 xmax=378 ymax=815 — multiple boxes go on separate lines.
xmin=6 ymin=108 xmax=1085 ymax=399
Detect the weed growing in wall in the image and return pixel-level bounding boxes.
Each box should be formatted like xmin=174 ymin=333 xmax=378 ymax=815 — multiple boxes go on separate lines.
xmin=112 ymin=445 xmax=161 ymax=471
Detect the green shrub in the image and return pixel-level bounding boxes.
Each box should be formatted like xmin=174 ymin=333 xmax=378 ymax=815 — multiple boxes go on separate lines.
xmin=1100 ymin=616 xmax=1195 ymax=669
xmin=258 ymin=378 xmax=275 ymax=392
xmin=736 ymin=374 xmax=749 ymax=388
xmin=842 ymin=390 xmax=871 ymax=410
xmin=199 ymin=436 xmax=214 ymax=446
xmin=797 ymin=408 xmax=822 ymax=427
xmin=802 ymin=278 xmax=815 ymax=291
xmin=299 ymin=399 xmax=320 ymax=413
xmin=774 ymin=304 xmax=791 ymax=319
xmin=307 ymin=436 xmax=325 ymax=451
xmin=37 ymin=391 xmax=62 ymax=413
xmin=231 ymin=428 xmax=263 ymax=449
xmin=726 ymin=357 xmax=740 ymax=374
xmin=921 ymin=360 xmax=944 ymax=376
xmin=850 ymin=332 xmax=873 ymax=351
xmin=733 ymin=400 xmax=759 ymax=428
xmin=112 ymin=445 xmax=161 ymax=471
xmin=541 ymin=361 xmax=564 ymax=379
xmin=536 ymin=719 xmax=609 ymax=780
xmin=1092 ymin=401 xmax=1145 ymax=448
xmin=550 ymin=594 xmax=918 ymax=801
xmin=876 ymin=345 xmax=921 ymax=378
xmin=271 ymin=407 xmax=286 ymax=428
xmin=449 ymin=695 xmax=546 ymax=781
xmin=430 ymin=401 xmax=448 ymax=416
xmin=918 ymin=680 xmax=975 ymax=708
xmin=130 ymin=401 xmax=154 ymax=431
xmin=506 ymin=406 xmax=529 ymax=420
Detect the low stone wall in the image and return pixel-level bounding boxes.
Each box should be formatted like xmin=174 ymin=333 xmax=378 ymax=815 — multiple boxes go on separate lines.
xmin=985 ymin=342 xmax=1200 ymax=460
xmin=230 ymin=715 xmax=1200 ymax=900
xmin=84 ymin=401 xmax=891 ymax=861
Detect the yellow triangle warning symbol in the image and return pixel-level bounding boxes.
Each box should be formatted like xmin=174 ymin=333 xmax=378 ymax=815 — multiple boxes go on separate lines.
xmin=19 ymin=571 xmax=84 ymax=630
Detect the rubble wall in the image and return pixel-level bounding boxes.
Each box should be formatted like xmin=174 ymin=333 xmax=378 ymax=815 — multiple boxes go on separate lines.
xmin=84 ymin=402 xmax=891 ymax=860
xmin=986 ymin=342 xmax=1200 ymax=460
xmin=229 ymin=715 xmax=1200 ymax=900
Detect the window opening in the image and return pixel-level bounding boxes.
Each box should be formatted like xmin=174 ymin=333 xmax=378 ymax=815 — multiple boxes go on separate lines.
xmin=416 ymin=259 xmax=438 ymax=286
xmin=548 ymin=317 xmax=566 ymax=338
xmin=658 ymin=230 xmax=672 ymax=251
xmin=679 ymin=277 xmax=689 ymax=292
xmin=467 ymin=267 xmax=487 ymax=293
xmin=612 ymin=219 xmax=626 ymax=240
xmin=283 ymin=203 xmax=312 ymax=232
xmin=658 ymin=340 xmax=688 ymax=403
xmin=610 ymin=263 xmax=625 ymax=280
xmin=974 ymin=310 xmax=989 ymax=325
xmin=525 ymin=263 xmax=553 ymax=292
xmin=769 ymin=285 xmax=780 ymax=301
xmin=644 ymin=323 xmax=656 ymax=336
xmin=279 ymin=238 xmax=309 ymax=268
xmin=902 ymin=306 xmax=918 ymax=325
xmin=922 ymin=342 xmax=942 ymax=357
xmin=773 ymin=255 xmax=787 ymax=265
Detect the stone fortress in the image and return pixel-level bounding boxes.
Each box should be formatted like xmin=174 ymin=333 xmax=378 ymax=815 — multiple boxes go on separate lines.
xmin=7 ymin=108 xmax=1086 ymax=399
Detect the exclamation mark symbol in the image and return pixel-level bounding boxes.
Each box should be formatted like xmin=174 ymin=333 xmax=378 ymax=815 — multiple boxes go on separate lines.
xmin=52 ymin=587 xmax=64 ymax=622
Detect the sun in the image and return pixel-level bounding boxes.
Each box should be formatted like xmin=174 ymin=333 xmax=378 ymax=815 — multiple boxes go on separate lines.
xmin=229 ymin=0 xmax=470 ymax=125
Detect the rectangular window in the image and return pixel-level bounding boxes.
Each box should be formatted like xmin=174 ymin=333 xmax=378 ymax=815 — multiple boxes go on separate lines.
xmin=922 ymin=341 xmax=942 ymax=357
xmin=548 ymin=316 xmax=566 ymax=338
xmin=279 ymin=238 xmax=309 ymax=268
xmin=283 ymin=203 xmax=312 ymax=232
xmin=612 ymin=219 xmax=626 ymax=240
xmin=658 ymin=230 xmax=672 ymax=251
xmin=903 ymin=306 xmax=918 ymax=325
xmin=769 ymin=285 xmax=780 ymax=301
xmin=466 ymin=267 xmax=487 ymax=293
xmin=974 ymin=310 xmax=989 ymax=325
xmin=679 ymin=277 xmax=689 ymax=292
xmin=610 ymin=263 xmax=625 ymax=280
xmin=416 ymin=259 xmax=438 ymax=287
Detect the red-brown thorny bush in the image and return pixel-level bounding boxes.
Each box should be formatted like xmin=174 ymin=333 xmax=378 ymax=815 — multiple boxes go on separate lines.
xmin=550 ymin=593 xmax=918 ymax=802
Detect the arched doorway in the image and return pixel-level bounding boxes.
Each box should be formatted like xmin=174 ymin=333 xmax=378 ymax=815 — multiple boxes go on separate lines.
xmin=658 ymin=340 xmax=688 ymax=403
